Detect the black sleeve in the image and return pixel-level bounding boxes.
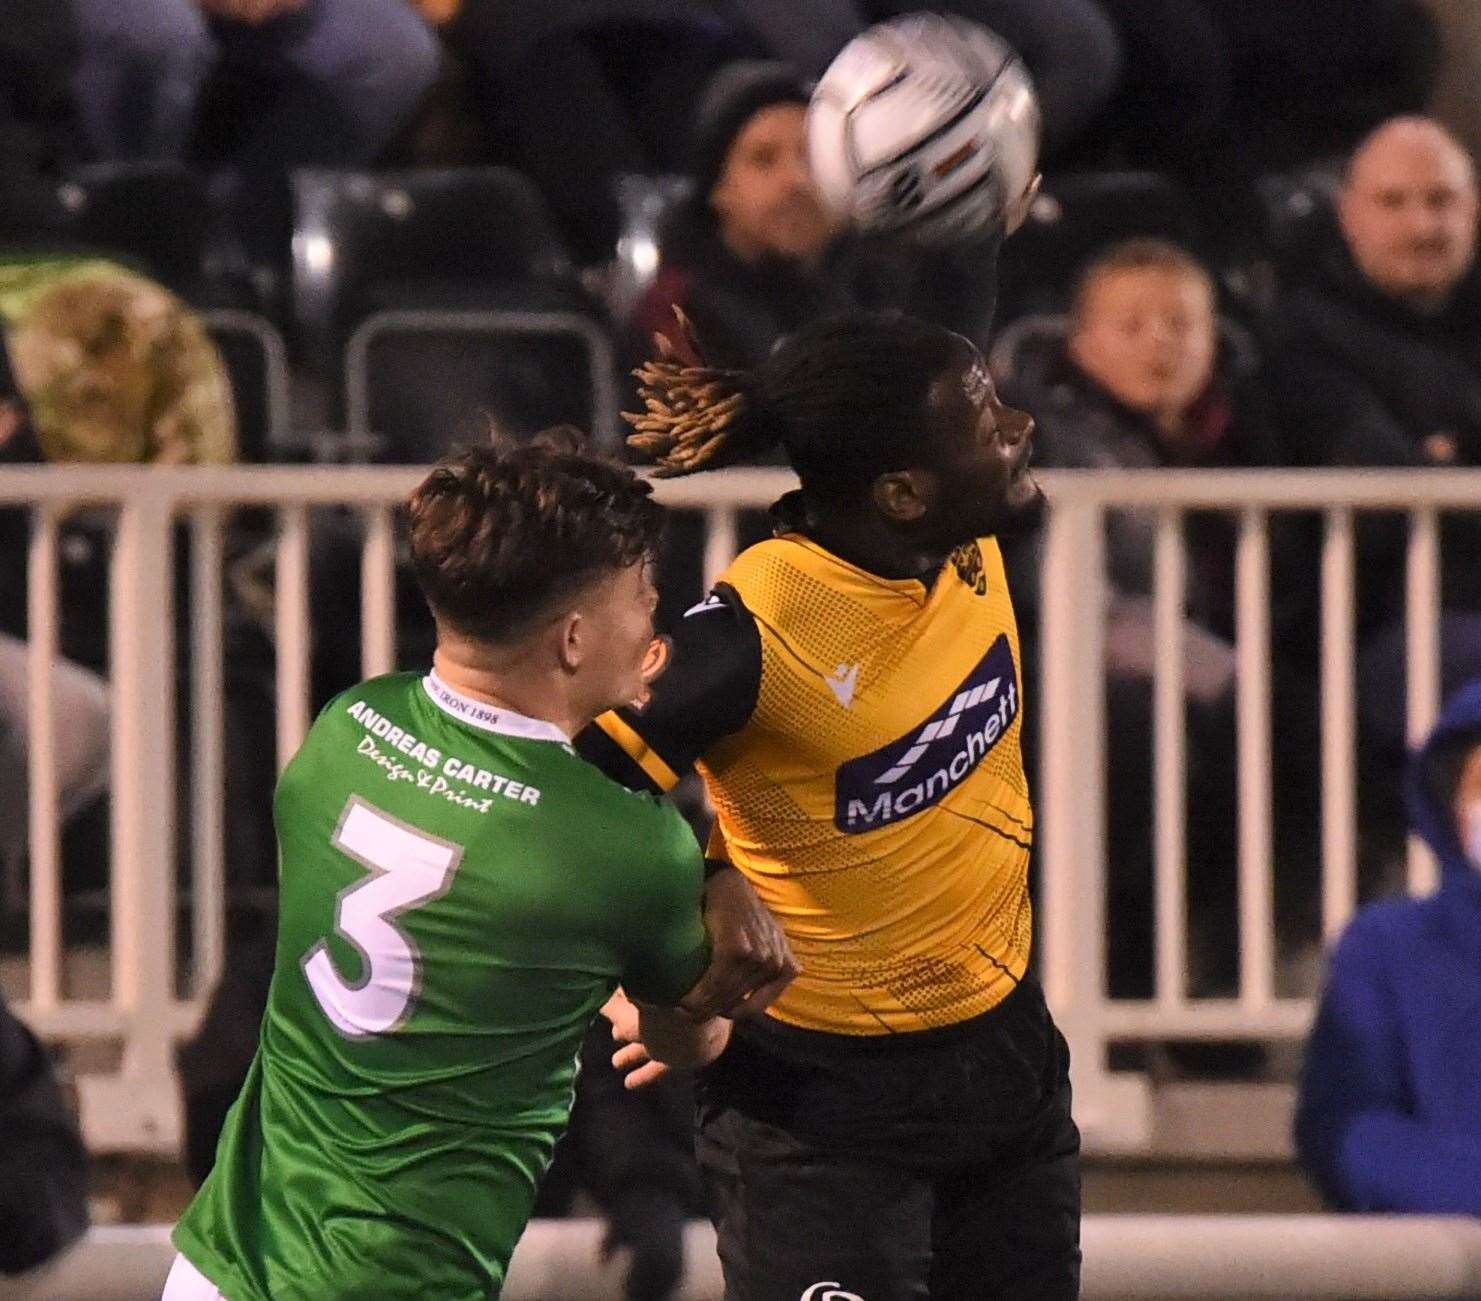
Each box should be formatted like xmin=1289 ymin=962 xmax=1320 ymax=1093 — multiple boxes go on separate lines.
xmin=574 ymin=582 xmax=762 ymax=794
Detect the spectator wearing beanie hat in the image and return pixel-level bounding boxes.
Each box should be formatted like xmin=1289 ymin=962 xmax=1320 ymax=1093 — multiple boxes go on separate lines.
xmin=627 ymin=59 xmax=1002 ymax=372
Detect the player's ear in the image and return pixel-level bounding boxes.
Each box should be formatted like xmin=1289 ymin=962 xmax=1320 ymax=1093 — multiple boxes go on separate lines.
xmin=872 ymin=469 xmax=931 ymax=524
xmin=556 ymin=610 xmax=585 ymax=674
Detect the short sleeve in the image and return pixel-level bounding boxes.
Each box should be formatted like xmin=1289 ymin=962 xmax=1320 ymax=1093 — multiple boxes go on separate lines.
xmin=617 ymin=804 xmax=710 ymax=1007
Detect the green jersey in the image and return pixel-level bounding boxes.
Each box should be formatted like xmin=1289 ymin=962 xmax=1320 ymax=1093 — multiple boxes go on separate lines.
xmin=174 ymin=672 xmax=709 ymax=1300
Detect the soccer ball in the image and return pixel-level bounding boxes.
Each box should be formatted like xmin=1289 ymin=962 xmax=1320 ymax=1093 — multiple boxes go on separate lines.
xmin=807 ymin=12 xmax=1041 ymax=247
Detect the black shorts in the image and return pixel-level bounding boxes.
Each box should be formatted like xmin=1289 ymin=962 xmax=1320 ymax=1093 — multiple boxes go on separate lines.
xmin=695 ymin=975 xmax=1080 ymax=1301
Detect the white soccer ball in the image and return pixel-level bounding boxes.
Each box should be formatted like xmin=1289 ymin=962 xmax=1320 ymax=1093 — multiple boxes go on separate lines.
xmin=807 ymin=12 xmax=1041 ymax=247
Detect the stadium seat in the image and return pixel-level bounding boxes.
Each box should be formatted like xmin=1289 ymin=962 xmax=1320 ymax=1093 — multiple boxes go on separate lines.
xmin=345 ymin=308 xmax=621 ymax=462
xmin=52 ymin=162 xmax=218 ymax=302
xmin=199 ymin=310 xmax=291 ymax=464
xmin=607 ymin=172 xmax=693 ymax=323
xmin=996 ymin=171 xmax=1207 ymax=324
xmin=1257 ymin=166 xmax=1343 ymax=285
xmin=291 ymin=167 xmax=602 ymax=435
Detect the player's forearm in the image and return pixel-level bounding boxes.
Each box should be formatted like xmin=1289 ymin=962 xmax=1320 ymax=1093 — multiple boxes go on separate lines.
xmin=635 ymin=1004 xmax=732 ymax=1069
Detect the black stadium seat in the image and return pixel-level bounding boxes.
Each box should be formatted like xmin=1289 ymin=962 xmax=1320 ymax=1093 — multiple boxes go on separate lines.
xmin=345 ymin=307 xmax=621 ymax=463
xmin=1257 ymin=166 xmax=1342 ymax=284
xmin=53 ymin=162 xmax=218 ymax=301
xmin=291 ymin=167 xmax=608 ymax=446
xmin=199 ymin=310 xmax=291 ymax=463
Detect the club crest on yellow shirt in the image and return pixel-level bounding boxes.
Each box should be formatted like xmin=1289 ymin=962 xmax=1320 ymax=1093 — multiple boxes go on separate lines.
xmin=950 ymin=541 xmax=988 ymax=596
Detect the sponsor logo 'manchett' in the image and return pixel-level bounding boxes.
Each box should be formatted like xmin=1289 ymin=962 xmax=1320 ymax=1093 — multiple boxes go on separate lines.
xmin=833 ymin=634 xmax=1017 ymax=834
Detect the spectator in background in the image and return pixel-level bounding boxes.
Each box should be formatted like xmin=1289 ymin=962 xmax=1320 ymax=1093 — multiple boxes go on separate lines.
xmin=448 ymin=1 xmax=750 ymax=264
xmin=69 ymin=0 xmax=439 ymax=272
xmin=0 ymin=257 xmax=236 ymax=464
xmin=1296 ymin=680 xmax=1481 ymax=1214
xmin=627 ymin=62 xmax=837 ymax=371
xmin=0 ymin=260 xmax=231 ymax=874
xmin=1003 ymin=239 xmax=1319 ymax=994
xmin=629 ymin=61 xmax=1002 ymax=373
xmin=0 ymin=990 xmax=89 ymax=1277
xmin=1269 ymin=116 xmax=1481 ymax=763
xmin=1007 ymin=240 xmax=1291 ymax=638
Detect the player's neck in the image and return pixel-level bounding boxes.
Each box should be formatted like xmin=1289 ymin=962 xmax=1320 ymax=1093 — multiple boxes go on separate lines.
xmin=431 ymin=646 xmax=585 ymax=739
xmin=798 ymin=500 xmax=949 ymax=583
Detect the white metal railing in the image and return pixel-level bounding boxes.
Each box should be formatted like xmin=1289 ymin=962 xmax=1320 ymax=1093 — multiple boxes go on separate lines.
xmin=1 ymin=464 xmax=1478 ymax=1155
xmin=1037 ymin=468 xmax=1479 ymax=1149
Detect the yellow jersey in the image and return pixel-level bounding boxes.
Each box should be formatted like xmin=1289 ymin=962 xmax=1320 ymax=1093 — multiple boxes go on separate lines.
xmin=583 ymin=528 xmax=1034 ymax=1036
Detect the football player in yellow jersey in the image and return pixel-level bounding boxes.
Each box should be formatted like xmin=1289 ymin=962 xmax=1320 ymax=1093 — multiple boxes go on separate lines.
xmin=578 ymin=311 xmax=1079 ymax=1299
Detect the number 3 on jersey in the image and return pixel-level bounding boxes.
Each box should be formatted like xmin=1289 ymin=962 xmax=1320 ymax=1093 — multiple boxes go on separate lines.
xmin=303 ymin=796 xmax=464 ymax=1038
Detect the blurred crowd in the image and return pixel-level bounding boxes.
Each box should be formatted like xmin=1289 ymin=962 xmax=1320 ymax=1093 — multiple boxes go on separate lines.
xmin=0 ymin=0 xmax=1479 ymax=1290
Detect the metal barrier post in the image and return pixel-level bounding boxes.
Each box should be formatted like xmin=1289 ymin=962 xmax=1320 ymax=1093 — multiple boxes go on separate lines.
xmin=79 ymin=492 xmax=181 ymax=1152
xmin=1037 ymin=492 xmax=1151 ymax=1150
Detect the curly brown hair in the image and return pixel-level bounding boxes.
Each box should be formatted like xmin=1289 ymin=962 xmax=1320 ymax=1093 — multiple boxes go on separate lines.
xmin=407 ymin=428 xmax=664 ymax=644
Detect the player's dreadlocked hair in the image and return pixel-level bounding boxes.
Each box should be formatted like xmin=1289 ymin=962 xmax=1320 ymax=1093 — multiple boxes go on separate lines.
xmin=627 ymin=310 xmax=969 ymax=500
xmin=408 ymin=427 xmax=663 ymax=644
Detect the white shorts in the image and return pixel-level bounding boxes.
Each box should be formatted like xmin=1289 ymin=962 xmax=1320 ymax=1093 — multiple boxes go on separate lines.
xmin=161 ymin=1252 xmax=227 ymax=1300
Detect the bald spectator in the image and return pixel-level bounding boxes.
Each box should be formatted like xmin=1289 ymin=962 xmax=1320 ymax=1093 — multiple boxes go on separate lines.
xmin=1269 ymin=116 xmax=1481 ymax=760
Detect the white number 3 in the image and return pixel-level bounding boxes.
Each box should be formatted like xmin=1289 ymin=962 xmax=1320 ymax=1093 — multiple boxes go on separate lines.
xmin=303 ymin=796 xmax=464 ymax=1037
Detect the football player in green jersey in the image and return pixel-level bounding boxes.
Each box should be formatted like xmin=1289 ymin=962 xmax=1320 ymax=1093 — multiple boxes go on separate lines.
xmin=165 ymin=431 xmax=796 ymax=1301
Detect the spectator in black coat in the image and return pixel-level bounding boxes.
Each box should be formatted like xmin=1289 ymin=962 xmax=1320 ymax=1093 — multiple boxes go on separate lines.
xmin=1269 ymin=116 xmax=1481 ymax=760
xmin=0 ymin=992 xmax=89 ymax=1276
xmin=449 ymin=0 xmax=752 ymax=264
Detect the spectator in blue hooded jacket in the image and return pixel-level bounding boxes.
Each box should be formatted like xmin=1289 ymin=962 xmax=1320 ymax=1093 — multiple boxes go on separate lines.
xmin=1295 ymin=679 xmax=1481 ymax=1214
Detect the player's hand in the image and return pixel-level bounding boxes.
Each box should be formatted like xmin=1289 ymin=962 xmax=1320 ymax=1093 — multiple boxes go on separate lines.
xmin=611 ymin=1038 xmax=671 ymax=1090
xmin=685 ymin=867 xmax=800 ymax=1021
xmin=599 ymin=988 xmax=641 ymax=1042
xmin=601 ymin=993 xmax=674 ymax=1088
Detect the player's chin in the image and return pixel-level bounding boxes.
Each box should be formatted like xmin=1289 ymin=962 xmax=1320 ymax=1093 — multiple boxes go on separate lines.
xmin=968 ymin=475 xmax=1046 ymax=540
